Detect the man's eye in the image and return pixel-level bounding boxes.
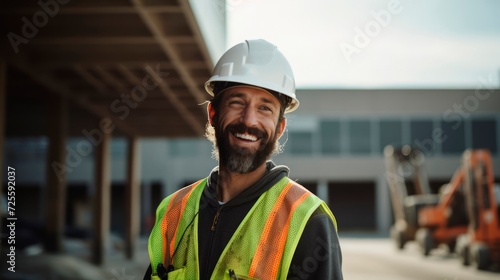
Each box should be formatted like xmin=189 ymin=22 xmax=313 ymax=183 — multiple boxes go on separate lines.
xmin=229 ymin=100 xmax=243 ymax=105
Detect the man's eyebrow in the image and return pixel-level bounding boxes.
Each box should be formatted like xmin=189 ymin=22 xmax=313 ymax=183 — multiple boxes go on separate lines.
xmin=227 ymin=91 xmax=279 ymax=107
xmin=227 ymin=92 xmax=245 ymax=98
xmin=260 ymin=96 xmax=278 ymax=106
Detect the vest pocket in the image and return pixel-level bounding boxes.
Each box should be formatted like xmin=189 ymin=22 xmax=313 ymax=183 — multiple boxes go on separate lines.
xmin=167 ymin=267 xmax=187 ymax=280
xmin=227 ymin=268 xmax=260 ymax=280
xmin=233 ymin=274 xmax=259 ymax=280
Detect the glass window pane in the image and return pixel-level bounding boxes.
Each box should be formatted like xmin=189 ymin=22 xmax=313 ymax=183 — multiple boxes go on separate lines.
xmin=410 ymin=120 xmax=434 ymax=155
xmin=289 ymin=131 xmax=313 ymax=155
xmin=320 ymin=120 xmax=340 ymax=155
xmin=111 ymin=138 xmax=126 ymax=158
xmin=169 ymin=139 xmax=198 ymax=157
xmin=472 ymin=119 xmax=497 ymax=154
xmin=441 ymin=120 xmax=465 ymax=154
xmin=348 ymin=120 xmax=371 ymax=154
xmin=379 ymin=120 xmax=402 ymax=153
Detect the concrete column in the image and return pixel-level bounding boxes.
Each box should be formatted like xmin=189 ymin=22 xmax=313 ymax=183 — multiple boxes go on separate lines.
xmin=92 ymin=129 xmax=111 ymax=265
xmin=44 ymin=95 xmax=68 ymax=252
xmin=141 ymin=181 xmax=151 ymax=235
xmin=125 ymin=137 xmax=140 ymax=259
xmin=317 ymin=179 xmax=329 ymax=203
xmin=376 ymin=176 xmax=391 ymax=236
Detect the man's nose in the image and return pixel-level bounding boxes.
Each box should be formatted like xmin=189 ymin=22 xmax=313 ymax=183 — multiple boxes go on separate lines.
xmin=240 ymin=106 xmax=258 ymax=128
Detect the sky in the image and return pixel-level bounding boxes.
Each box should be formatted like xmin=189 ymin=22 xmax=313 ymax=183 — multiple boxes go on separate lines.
xmin=226 ymin=0 xmax=500 ymax=89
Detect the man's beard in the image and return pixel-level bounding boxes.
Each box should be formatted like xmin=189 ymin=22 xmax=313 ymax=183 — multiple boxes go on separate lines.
xmin=215 ymin=122 xmax=278 ymax=174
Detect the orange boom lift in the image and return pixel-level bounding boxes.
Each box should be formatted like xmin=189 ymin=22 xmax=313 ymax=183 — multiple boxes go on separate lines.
xmin=416 ymin=151 xmax=469 ymax=256
xmin=456 ymin=150 xmax=500 ymax=270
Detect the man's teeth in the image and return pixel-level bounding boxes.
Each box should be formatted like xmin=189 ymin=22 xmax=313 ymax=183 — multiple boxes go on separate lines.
xmin=235 ymin=133 xmax=257 ymax=141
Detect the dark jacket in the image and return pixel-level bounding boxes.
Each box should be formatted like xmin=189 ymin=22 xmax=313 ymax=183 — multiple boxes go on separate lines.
xmin=144 ymin=161 xmax=343 ymax=280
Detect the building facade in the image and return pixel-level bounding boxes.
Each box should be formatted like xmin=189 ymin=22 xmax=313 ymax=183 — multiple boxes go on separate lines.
xmin=4 ymin=89 xmax=500 ymax=236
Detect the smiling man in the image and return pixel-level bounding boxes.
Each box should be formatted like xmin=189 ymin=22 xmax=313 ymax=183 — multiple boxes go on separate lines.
xmin=144 ymin=39 xmax=343 ymax=280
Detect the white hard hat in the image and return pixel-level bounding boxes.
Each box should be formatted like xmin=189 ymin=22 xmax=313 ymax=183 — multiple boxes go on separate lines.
xmin=205 ymin=39 xmax=299 ymax=113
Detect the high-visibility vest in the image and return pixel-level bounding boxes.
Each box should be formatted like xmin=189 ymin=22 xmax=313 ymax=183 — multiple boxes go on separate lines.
xmin=147 ymin=176 xmax=337 ymax=280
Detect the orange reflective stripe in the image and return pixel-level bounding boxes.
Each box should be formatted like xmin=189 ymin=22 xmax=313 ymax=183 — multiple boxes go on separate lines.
xmin=249 ymin=182 xmax=310 ymax=279
xmin=160 ymin=181 xmax=199 ymax=266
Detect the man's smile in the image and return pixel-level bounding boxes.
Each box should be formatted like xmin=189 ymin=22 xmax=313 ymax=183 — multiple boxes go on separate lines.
xmin=234 ymin=132 xmax=258 ymax=142
xmin=225 ymin=122 xmax=267 ymax=148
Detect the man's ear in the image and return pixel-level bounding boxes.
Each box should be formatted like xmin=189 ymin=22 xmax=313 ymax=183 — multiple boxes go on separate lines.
xmin=277 ymin=117 xmax=287 ymax=140
xmin=207 ymin=102 xmax=216 ymax=126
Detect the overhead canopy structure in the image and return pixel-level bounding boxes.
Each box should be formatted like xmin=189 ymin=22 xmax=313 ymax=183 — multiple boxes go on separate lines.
xmin=0 ymin=0 xmax=216 ymax=138
xmin=0 ymin=0 xmax=225 ymax=264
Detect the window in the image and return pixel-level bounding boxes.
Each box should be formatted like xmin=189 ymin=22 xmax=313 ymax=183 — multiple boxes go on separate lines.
xmin=6 ymin=137 xmax=48 ymax=161
xmin=169 ymin=138 xmax=199 ymax=157
xmin=289 ymin=131 xmax=313 ymax=155
xmin=348 ymin=120 xmax=371 ymax=154
xmin=410 ymin=120 xmax=434 ymax=155
xmin=111 ymin=138 xmax=126 ymax=158
xmin=441 ymin=120 xmax=465 ymax=154
xmin=379 ymin=120 xmax=402 ymax=153
xmin=320 ymin=120 xmax=341 ymax=155
xmin=472 ymin=119 xmax=497 ymax=154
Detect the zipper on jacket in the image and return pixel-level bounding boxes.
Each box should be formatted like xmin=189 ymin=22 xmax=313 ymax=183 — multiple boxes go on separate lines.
xmin=211 ymin=207 xmax=222 ymax=231
xmin=204 ymin=206 xmax=222 ymax=279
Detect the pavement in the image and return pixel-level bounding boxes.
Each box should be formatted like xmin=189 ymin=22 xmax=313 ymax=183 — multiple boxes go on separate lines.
xmin=0 ymin=234 xmax=389 ymax=280
xmin=2 ymin=235 xmax=499 ymax=280
xmin=0 ymin=233 xmax=370 ymax=280
xmin=1 ymin=237 xmax=150 ymax=280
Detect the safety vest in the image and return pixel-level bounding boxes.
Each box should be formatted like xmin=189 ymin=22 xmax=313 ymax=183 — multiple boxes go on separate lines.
xmin=147 ymin=176 xmax=336 ymax=280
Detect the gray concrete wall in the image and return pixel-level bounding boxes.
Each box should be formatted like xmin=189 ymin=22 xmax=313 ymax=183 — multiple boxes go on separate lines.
xmin=5 ymin=88 xmax=500 ymax=235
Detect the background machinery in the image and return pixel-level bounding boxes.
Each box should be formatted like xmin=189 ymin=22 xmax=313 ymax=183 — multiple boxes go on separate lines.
xmin=416 ymin=152 xmax=470 ymax=256
xmin=456 ymin=149 xmax=500 ymax=270
xmin=384 ymin=145 xmax=439 ymax=250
